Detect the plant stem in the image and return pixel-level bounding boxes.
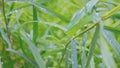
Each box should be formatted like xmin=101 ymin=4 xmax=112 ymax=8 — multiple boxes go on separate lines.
xmin=2 ymin=0 xmax=9 ymax=33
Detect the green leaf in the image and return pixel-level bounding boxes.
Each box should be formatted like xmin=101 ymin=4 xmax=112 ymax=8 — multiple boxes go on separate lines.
xmin=103 ymin=30 xmax=120 ymax=59
xmin=99 ymin=34 xmax=117 ymax=68
xmin=0 ymin=29 xmax=11 ymax=48
xmin=85 ymin=25 xmax=100 ymax=68
xmin=81 ymin=33 xmax=87 ymax=68
xmin=71 ymin=40 xmax=78 ymax=68
xmin=17 ymin=32 xmax=27 ymax=55
xmin=67 ymin=0 xmax=98 ymax=29
xmin=90 ymin=57 xmax=95 ymax=68
xmin=21 ymin=31 xmax=46 ymax=68
xmin=65 ymin=47 xmax=70 ymax=68
xmin=33 ymin=5 xmax=38 ymax=43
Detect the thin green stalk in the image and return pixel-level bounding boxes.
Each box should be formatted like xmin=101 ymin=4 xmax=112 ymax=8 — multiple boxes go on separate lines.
xmin=101 ymin=4 xmax=120 ymax=20
xmin=1 ymin=0 xmax=13 ymax=67
xmin=85 ymin=24 xmax=100 ymax=68
xmin=2 ymin=0 xmax=8 ymax=33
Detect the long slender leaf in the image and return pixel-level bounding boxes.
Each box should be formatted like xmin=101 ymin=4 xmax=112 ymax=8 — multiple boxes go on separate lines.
xmin=85 ymin=24 xmax=99 ymax=68
xmin=99 ymin=35 xmax=117 ymax=68
xmin=71 ymin=40 xmax=78 ymax=68
xmin=0 ymin=29 xmax=11 ymax=48
xmin=33 ymin=5 xmax=38 ymax=43
xmin=65 ymin=46 xmax=70 ymax=68
xmin=21 ymin=31 xmax=46 ymax=68
xmin=67 ymin=0 xmax=98 ymax=29
xmin=103 ymin=30 xmax=120 ymax=59
xmin=81 ymin=33 xmax=87 ymax=68
xmin=99 ymin=19 xmax=117 ymax=68
xmin=90 ymin=57 xmax=95 ymax=68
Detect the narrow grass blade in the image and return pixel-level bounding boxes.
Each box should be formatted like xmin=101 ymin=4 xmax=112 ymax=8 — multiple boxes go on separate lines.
xmin=17 ymin=32 xmax=27 ymax=55
xmin=99 ymin=35 xmax=117 ymax=68
xmin=65 ymin=47 xmax=70 ymax=68
xmin=81 ymin=49 xmax=87 ymax=68
xmin=81 ymin=33 xmax=87 ymax=68
xmin=90 ymin=57 xmax=95 ymax=68
xmin=85 ymin=25 xmax=99 ymax=68
xmin=103 ymin=30 xmax=120 ymax=59
xmin=67 ymin=0 xmax=98 ymax=29
xmin=32 ymin=6 xmax=38 ymax=43
xmin=0 ymin=29 xmax=11 ymax=48
xmin=21 ymin=31 xmax=46 ymax=68
xmin=71 ymin=40 xmax=78 ymax=68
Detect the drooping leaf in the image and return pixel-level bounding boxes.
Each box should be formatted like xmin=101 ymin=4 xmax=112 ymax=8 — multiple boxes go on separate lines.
xmin=67 ymin=0 xmax=98 ymax=29
xmin=21 ymin=31 xmax=46 ymax=68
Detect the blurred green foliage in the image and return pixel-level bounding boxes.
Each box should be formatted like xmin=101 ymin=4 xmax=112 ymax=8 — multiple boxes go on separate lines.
xmin=0 ymin=0 xmax=120 ymax=68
